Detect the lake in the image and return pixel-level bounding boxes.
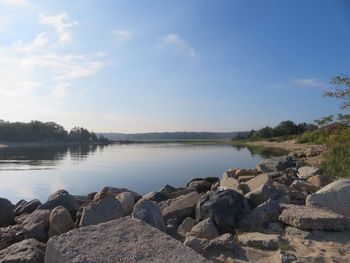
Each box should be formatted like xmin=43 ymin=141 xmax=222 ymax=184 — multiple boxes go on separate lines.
xmin=0 ymin=143 xmax=286 ymax=203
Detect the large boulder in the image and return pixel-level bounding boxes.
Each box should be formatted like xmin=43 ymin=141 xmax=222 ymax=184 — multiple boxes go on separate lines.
xmin=0 ymin=198 xmax=14 ymax=227
xmin=306 ymin=179 xmax=350 ymax=219
xmin=21 ymin=209 xmax=50 ymax=242
xmin=279 ymin=204 xmax=346 ymax=231
xmin=189 ymin=218 xmax=219 ymax=240
xmin=38 ymin=190 xmax=79 ymax=216
xmin=132 ymin=199 xmax=166 ymax=232
xmin=116 ymin=191 xmax=135 ymax=215
xmin=48 ymin=206 xmax=75 ymax=238
xmin=79 ymin=196 xmax=124 ymax=227
xmin=161 ymin=192 xmax=200 ymax=222
xmin=14 ymin=199 xmax=41 ymax=217
xmin=0 ymin=225 xmax=25 ymax=250
xmin=45 ymin=218 xmax=210 ymax=263
xmin=240 ymin=173 xmax=271 ymax=193
xmin=256 ymin=156 xmax=294 ymax=173
xmin=0 ymin=238 xmax=46 ymax=263
xmin=196 ymin=189 xmax=250 ymax=233
xmin=238 ymin=199 xmax=281 ymax=230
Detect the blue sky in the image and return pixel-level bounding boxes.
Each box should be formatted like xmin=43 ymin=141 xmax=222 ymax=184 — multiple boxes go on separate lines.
xmin=0 ymin=0 xmax=349 ymax=132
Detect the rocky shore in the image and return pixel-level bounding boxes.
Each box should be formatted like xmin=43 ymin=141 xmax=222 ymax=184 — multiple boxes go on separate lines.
xmin=0 ymin=145 xmax=349 ymax=262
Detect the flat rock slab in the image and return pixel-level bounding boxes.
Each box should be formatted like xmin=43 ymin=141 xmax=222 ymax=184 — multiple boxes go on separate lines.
xmin=279 ymin=205 xmax=346 ymax=231
xmin=45 ymin=217 xmax=210 ymax=263
xmin=238 ymin=232 xmax=280 ymax=250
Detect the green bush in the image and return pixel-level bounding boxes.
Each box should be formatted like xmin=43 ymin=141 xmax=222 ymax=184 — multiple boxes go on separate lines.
xmin=321 ymin=143 xmax=350 ymax=178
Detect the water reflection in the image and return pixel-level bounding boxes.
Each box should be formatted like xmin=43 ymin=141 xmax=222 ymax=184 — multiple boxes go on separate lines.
xmin=0 ymin=144 xmax=108 ymax=170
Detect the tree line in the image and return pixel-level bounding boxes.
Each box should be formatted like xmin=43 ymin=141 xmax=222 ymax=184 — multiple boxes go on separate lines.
xmin=0 ymin=120 xmax=108 ymax=143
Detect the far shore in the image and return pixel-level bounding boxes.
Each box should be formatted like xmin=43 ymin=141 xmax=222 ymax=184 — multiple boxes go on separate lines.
xmin=0 ymin=141 xmax=112 ymax=149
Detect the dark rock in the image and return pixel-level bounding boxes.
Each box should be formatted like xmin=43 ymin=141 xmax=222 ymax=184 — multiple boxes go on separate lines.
xmin=143 ymin=191 xmax=169 ymax=203
xmin=79 ymin=196 xmax=124 ymax=227
xmin=38 ymin=189 xmax=79 ymax=217
xmin=132 ymin=199 xmax=166 ymax=232
xmin=21 ymin=209 xmax=50 ymax=242
xmin=203 ymin=177 xmax=220 ymax=184
xmin=245 ymin=182 xmax=278 ymax=207
xmin=291 ymin=180 xmax=318 ymax=194
xmin=307 ymin=174 xmax=333 ymax=188
xmin=196 ymin=189 xmax=250 ymax=233
xmin=187 ymin=180 xmax=212 ymax=193
xmin=178 ymin=217 xmax=196 ymax=236
xmin=14 ymin=199 xmax=41 ymax=216
xmin=0 ymin=238 xmax=46 ymax=263
xmin=0 ymin=225 xmax=25 ymax=250
xmin=0 ymin=198 xmax=14 ymax=227
xmin=256 ymin=156 xmax=294 ymax=173
xmin=73 ymin=195 xmax=91 ymax=206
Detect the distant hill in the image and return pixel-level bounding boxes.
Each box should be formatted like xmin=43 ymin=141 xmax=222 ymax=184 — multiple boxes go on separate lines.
xmin=99 ymin=131 xmax=248 ymax=141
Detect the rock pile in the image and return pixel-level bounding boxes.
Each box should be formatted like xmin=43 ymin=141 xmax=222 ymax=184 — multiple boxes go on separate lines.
xmin=0 ymin=150 xmax=349 ymax=262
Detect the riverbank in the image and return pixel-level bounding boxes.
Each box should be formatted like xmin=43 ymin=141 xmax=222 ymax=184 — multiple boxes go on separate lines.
xmin=0 ymin=141 xmax=112 ymax=149
xmin=0 ymin=145 xmax=349 ymax=262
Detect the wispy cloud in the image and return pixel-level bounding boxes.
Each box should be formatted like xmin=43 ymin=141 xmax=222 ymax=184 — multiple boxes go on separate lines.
xmin=0 ymin=0 xmax=29 ymax=7
xmin=12 ymin=32 xmax=50 ymax=52
xmin=160 ymin=33 xmax=196 ymax=58
xmin=39 ymin=13 xmax=78 ymax=44
xmin=113 ymin=30 xmax=133 ymax=44
xmin=293 ymin=78 xmax=324 ymax=87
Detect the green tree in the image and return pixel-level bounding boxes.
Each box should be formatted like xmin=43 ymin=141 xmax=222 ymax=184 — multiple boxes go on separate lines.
xmin=324 ymin=74 xmax=350 ymax=109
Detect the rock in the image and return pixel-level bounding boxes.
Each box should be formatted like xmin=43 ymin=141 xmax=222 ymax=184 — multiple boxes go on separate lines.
xmin=0 ymin=198 xmax=14 ymax=227
xmin=206 ymin=233 xmax=238 ymax=251
xmin=38 ymin=189 xmax=79 ymax=217
xmin=165 ymin=218 xmax=182 ymax=240
xmin=219 ymin=171 xmax=240 ymax=191
xmin=196 ymin=189 xmax=250 ymax=233
xmin=238 ymin=199 xmax=281 ymax=230
xmin=161 ymin=192 xmax=200 ymax=222
xmin=15 ymin=213 xmax=30 ymax=225
xmin=183 ymin=236 xmax=209 ymax=255
xmin=116 ymin=191 xmax=135 ymax=215
xmin=279 ymin=204 xmax=346 ymax=231
xmin=241 ymin=174 xmax=271 ymax=193
xmin=238 ymin=175 xmax=256 ymax=183
xmin=79 ymin=196 xmax=124 ymax=227
xmin=256 ymin=156 xmax=294 ymax=173
xmin=306 ymin=179 xmax=350 ymax=218
xmin=14 ymin=199 xmax=41 ymax=217
xmin=177 ymin=217 xmax=196 ymax=236
xmin=143 ymin=191 xmax=169 ymax=203
xmin=45 ymin=218 xmax=210 ymax=263
xmin=0 ymin=238 xmax=46 ymax=263
xmin=245 ymin=182 xmax=278 ymax=207
xmin=48 ymin=206 xmax=75 ymax=238
xmin=73 ymin=195 xmax=91 ymax=206
xmin=235 ymin=168 xmax=258 ymax=177
xmin=189 ymin=218 xmax=219 ymax=240
xmin=291 ymin=180 xmax=318 ymax=194
xmin=159 ymin=184 xmax=176 ymax=194
xmin=132 ymin=199 xmax=166 ymax=232
xmin=93 ymin=186 xmax=141 ymax=202
xmin=187 ymin=180 xmax=212 ymax=193
xmin=284 ymin=226 xmax=312 ymax=239
xmin=210 ymin=181 xmax=219 ymax=191
xmin=0 ymin=225 xmax=25 ymax=250
xmin=21 ymin=209 xmax=50 ymax=242
xmin=238 ymin=232 xmax=281 ymax=250
xmin=307 ymin=174 xmax=333 ymax=188
xmin=298 ymin=166 xmax=319 ymax=179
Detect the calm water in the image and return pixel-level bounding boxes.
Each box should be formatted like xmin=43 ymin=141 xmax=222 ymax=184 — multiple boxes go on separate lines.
xmin=0 ymin=143 xmax=284 ymax=203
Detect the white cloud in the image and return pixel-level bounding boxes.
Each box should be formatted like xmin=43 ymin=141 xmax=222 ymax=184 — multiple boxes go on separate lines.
xmin=0 ymin=0 xmax=28 ymax=7
xmin=160 ymin=33 xmax=196 ymax=58
xmin=39 ymin=13 xmax=78 ymax=44
xmin=294 ymin=78 xmax=324 ymax=87
xmin=13 ymin=32 xmax=50 ymax=52
xmin=113 ymin=30 xmax=133 ymax=44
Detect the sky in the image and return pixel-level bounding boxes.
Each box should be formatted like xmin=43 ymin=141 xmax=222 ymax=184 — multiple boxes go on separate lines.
xmin=0 ymin=0 xmax=349 ymax=132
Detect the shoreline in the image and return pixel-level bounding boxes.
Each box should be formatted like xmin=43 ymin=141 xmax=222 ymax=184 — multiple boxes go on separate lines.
xmin=0 ymin=141 xmax=113 ymax=149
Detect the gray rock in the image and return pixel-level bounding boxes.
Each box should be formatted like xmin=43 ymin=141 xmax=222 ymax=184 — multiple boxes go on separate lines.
xmin=297 ymin=166 xmax=319 ymax=179
xmin=38 ymin=189 xmax=79 ymax=216
xmin=238 ymin=199 xmax=281 ymax=230
xmin=238 ymin=232 xmax=280 ymax=250
xmin=291 ymin=180 xmax=318 ymax=194
xmin=0 ymin=225 xmax=25 ymax=250
xmin=161 ymin=192 xmax=200 ymax=222
xmin=0 ymin=198 xmax=14 ymax=227
xmin=189 ymin=218 xmax=219 ymax=240
xmin=240 ymin=173 xmax=271 ymax=193
xmin=132 ymin=199 xmax=166 ymax=232
xmin=116 ymin=191 xmax=135 ymax=215
xmin=0 ymin=238 xmax=46 ymax=263
xmin=143 ymin=191 xmax=169 ymax=202
xmin=206 ymin=233 xmax=238 ymax=251
xmin=79 ymin=196 xmax=124 ymax=227
xmin=48 ymin=206 xmax=75 ymax=238
xmin=245 ymin=182 xmax=278 ymax=207
xmin=45 ymin=217 xmax=210 ymax=263
xmin=279 ymin=204 xmax=346 ymax=231
xmin=284 ymin=226 xmax=312 ymax=239
xmin=93 ymin=186 xmax=141 ymax=202
xmin=187 ymin=180 xmax=212 ymax=193
xmin=306 ymin=179 xmax=350 ymax=218
xmin=256 ymin=156 xmax=294 ymax=173
xmin=183 ymin=236 xmax=209 ymax=255
xmin=219 ymin=171 xmax=240 ymax=191
xmin=21 ymin=209 xmax=50 ymax=242
xmin=177 ymin=217 xmax=196 ymax=236
xmin=307 ymin=174 xmax=333 ymax=188
xmin=196 ymin=189 xmax=250 ymax=233
xmin=14 ymin=199 xmax=41 ymax=216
